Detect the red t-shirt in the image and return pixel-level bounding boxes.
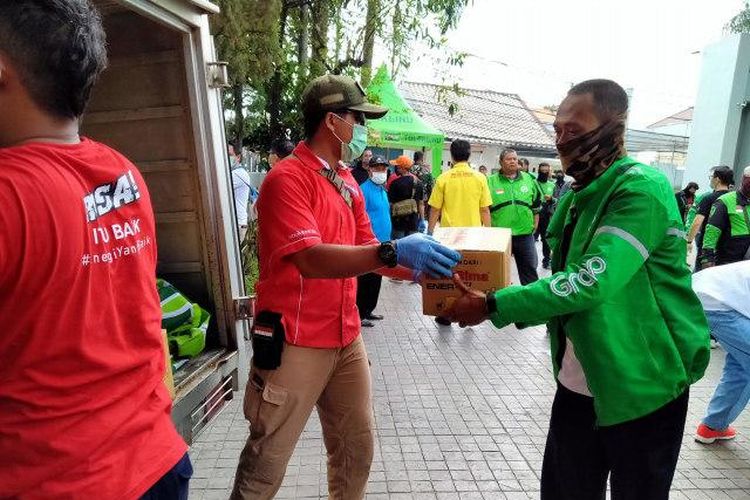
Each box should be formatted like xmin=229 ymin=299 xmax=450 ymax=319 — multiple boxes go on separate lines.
xmin=0 ymin=138 xmax=187 ymax=499
xmin=255 ymin=142 xmax=378 ymax=348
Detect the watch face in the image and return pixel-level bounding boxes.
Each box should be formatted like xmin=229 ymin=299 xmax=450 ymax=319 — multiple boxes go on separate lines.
xmin=379 ymin=243 xmax=397 ymax=266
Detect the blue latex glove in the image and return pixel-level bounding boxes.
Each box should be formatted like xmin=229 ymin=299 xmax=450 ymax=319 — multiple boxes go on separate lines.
xmin=395 ymin=233 xmax=461 ymax=278
xmin=418 ymin=219 xmax=427 ymax=233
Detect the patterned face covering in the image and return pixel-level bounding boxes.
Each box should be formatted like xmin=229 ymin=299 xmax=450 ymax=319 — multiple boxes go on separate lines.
xmin=556 ymin=117 xmax=627 ymax=191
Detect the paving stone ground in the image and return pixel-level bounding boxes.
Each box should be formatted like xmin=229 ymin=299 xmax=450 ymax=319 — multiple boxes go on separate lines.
xmin=189 ymin=251 xmax=750 ymax=500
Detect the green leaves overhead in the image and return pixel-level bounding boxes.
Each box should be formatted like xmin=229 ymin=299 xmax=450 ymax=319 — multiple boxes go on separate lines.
xmin=211 ymin=0 xmax=469 ymax=148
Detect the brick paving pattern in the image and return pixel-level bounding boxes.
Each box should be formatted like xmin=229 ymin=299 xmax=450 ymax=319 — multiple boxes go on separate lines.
xmin=190 ymin=259 xmax=750 ymax=499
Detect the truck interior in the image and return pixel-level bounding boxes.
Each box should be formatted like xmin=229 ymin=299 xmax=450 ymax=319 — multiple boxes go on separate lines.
xmin=83 ymin=0 xmax=241 ymax=443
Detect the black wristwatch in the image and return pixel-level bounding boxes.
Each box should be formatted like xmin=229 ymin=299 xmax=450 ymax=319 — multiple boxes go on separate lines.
xmin=486 ymin=293 xmax=498 ymax=315
xmin=377 ymin=241 xmax=398 ymax=268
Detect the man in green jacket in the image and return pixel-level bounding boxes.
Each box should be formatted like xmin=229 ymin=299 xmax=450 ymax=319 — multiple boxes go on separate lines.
xmin=698 ymin=166 xmax=750 ymax=269
xmin=535 ymin=162 xmax=556 ymax=269
xmin=487 ymin=149 xmax=542 ymax=284
xmin=447 ymin=79 xmax=710 ymax=500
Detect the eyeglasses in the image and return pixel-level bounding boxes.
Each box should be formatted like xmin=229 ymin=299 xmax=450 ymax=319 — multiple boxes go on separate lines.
xmin=335 ymin=109 xmax=366 ymax=126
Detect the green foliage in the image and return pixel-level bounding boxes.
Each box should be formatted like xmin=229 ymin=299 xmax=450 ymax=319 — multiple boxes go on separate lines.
xmin=212 ymin=0 xmax=469 ymax=148
xmin=726 ymin=1 xmax=750 ymax=34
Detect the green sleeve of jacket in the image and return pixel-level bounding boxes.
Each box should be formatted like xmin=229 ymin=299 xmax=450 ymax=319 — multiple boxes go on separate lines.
xmin=489 ymin=180 xmax=669 ymax=328
xmin=701 ymin=201 xmax=728 ymax=251
xmin=699 ymin=201 xmax=728 ymax=267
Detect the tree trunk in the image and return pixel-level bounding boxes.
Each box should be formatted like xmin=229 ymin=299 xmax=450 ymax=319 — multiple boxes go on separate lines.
xmin=360 ymin=0 xmax=379 ymax=87
xmin=232 ymin=83 xmax=244 ymax=148
xmin=297 ymin=2 xmax=309 ymax=75
xmin=268 ymin=1 xmax=290 ymax=141
xmin=309 ymin=0 xmax=329 ymax=78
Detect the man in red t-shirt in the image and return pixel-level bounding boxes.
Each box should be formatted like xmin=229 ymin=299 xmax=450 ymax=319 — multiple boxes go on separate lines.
xmin=230 ymin=75 xmax=462 ymax=499
xmin=0 ymin=2 xmax=190 ymax=499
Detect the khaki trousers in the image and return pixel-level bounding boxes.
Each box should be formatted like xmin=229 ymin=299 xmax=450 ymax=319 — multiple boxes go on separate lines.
xmin=230 ymin=336 xmax=374 ymax=500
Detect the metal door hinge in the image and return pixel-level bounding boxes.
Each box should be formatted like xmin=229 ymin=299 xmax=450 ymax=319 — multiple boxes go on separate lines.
xmin=234 ymin=295 xmax=255 ymax=321
xmin=207 ymin=61 xmax=230 ymax=88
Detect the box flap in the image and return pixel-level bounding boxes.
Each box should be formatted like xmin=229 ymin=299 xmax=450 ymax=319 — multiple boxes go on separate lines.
xmin=433 ymin=227 xmax=512 ymax=252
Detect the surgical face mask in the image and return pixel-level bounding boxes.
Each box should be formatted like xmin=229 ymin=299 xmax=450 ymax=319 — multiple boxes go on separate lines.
xmin=371 ymin=171 xmax=388 ymax=185
xmin=331 ymin=114 xmax=368 ymax=163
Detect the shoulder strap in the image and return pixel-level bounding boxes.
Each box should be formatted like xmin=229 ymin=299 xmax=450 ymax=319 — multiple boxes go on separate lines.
xmin=292 ymin=154 xmax=353 ymax=209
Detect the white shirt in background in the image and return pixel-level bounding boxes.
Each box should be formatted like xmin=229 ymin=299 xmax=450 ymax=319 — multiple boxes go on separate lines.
xmin=692 ymin=261 xmax=750 ymax=318
xmin=232 ymin=167 xmax=252 ymax=226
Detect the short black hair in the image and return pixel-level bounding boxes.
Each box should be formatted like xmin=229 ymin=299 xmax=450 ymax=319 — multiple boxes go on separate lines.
xmin=538 ymin=162 xmax=551 ymax=169
xmin=499 ymin=148 xmax=517 ymax=162
xmin=414 ymin=151 xmax=424 ymax=163
xmin=568 ymin=79 xmax=629 ymax=122
xmin=270 ymin=138 xmax=295 ymax=158
xmin=684 ymin=182 xmax=699 ymax=193
xmin=0 ymin=0 xmax=108 ymax=119
xmin=450 ymin=139 xmax=471 ymax=162
xmin=711 ymin=165 xmax=735 ymax=186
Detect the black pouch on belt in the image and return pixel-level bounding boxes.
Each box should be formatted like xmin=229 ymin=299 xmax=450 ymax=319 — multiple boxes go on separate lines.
xmin=251 ymin=310 xmax=285 ymax=370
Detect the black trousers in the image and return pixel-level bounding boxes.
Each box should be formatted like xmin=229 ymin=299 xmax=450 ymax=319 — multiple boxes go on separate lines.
xmin=541 ymin=384 xmax=689 ymax=500
xmin=536 ymin=212 xmax=552 ymax=264
xmin=511 ymin=234 xmax=539 ymax=285
xmin=356 ymin=272 xmax=382 ymax=319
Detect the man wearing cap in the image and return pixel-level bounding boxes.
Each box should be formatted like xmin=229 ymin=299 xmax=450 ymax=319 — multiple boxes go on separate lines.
xmin=387 ymin=154 xmax=425 ymax=237
xmin=351 ymin=149 xmax=373 ymax=185
xmin=230 ymin=75 xmax=462 ymax=500
xmin=357 ymin=155 xmax=392 ymax=327
xmin=698 ymin=165 xmax=750 ymax=270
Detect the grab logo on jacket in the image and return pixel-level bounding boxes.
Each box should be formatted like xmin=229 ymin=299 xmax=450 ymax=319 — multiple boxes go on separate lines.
xmin=549 ymin=256 xmax=607 ymax=297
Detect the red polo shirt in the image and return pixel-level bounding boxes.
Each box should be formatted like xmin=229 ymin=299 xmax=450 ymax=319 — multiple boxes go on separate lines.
xmin=256 ymin=141 xmax=378 ymax=348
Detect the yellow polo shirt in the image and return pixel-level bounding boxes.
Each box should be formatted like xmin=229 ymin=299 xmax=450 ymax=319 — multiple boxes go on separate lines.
xmin=428 ymin=162 xmax=492 ymax=227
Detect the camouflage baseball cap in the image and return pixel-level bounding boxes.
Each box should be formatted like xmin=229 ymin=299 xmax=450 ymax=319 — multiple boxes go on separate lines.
xmin=302 ymin=74 xmax=388 ymax=119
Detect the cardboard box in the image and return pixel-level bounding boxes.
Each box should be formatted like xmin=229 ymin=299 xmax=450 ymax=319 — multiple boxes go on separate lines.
xmin=422 ymin=227 xmax=512 ymax=316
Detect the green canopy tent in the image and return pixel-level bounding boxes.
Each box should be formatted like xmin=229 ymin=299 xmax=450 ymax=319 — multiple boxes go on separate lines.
xmin=365 ymin=65 xmax=444 ymax=178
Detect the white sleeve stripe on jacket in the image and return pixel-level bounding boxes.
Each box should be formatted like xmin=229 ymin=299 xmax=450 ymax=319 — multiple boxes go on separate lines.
xmin=594 ymin=225 xmax=650 ymax=261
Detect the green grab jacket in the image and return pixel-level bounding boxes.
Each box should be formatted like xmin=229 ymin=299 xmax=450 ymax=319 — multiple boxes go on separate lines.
xmin=487 ymin=171 xmax=542 ymax=236
xmin=701 ymin=190 xmax=750 ymax=266
xmin=489 ymin=157 xmax=710 ymax=426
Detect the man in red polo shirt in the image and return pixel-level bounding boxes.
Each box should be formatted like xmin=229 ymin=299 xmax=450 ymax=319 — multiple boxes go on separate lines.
xmin=0 ymin=2 xmax=189 ymax=499
xmin=231 ymin=75 xmax=461 ymax=499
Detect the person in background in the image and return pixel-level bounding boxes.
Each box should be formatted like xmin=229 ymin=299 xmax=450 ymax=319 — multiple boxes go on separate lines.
xmin=357 ymin=155 xmax=392 ymax=327
xmin=428 ymin=139 xmax=491 ymax=326
xmin=676 ymin=181 xmax=699 ymax=223
xmin=0 ymin=1 xmax=192 ymax=498
xmin=479 ymin=165 xmax=488 ymax=176
xmin=230 ymin=143 xmax=253 ymax=241
xmin=535 ymin=162 xmax=556 ymax=269
xmin=231 ymin=74 xmax=461 ymax=499
xmin=387 ymin=155 xmax=424 ymax=237
xmin=692 ymin=260 xmax=750 ymax=444
xmin=519 ymin=157 xmax=530 ymax=172
xmin=687 ymin=165 xmax=734 ymax=260
xmin=446 ymin=79 xmax=709 ymax=500
xmin=351 ymin=148 xmax=372 ymax=185
xmin=268 ymin=138 xmax=295 ymax=169
xmin=552 ymin=170 xmax=572 ymax=208
xmin=487 ymin=148 xmax=542 ymax=284
xmin=412 ymin=150 xmax=434 ymax=225
xmin=699 ymin=166 xmax=750 ymax=270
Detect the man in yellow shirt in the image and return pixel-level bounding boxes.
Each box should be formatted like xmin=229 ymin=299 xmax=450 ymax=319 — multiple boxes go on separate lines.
xmin=427 ymin=139 xmax=492 ymax=326
xmin=428 ymin=139 xmax=492 ymax=232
